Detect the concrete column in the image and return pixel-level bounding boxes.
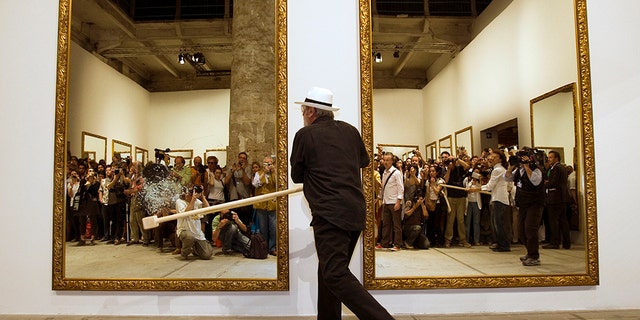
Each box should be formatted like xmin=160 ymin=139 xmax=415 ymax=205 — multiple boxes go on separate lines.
xmin=229 ymin=0 xmax=276 ymax=166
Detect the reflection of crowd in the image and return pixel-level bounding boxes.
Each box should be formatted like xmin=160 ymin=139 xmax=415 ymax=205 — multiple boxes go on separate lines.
xmin=374 ymin=146 xmax=577 ymax=267
xmin=64 ymin=151 xmax=278 ymax=260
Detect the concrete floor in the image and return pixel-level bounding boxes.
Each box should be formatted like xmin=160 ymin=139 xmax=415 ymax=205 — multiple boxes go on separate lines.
xmin=3 ymin=310 xmax=640 ymax=319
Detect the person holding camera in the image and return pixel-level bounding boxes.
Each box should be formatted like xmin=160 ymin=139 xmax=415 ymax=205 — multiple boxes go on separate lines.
xmin=252 ymin=155 xmax=277 ymax=255
xmin=441 ymin=151 xmax=472 ymax=248
xmin=100 ymin=164 xmax=129 ymax=245
xmin=211 ymin=209 xmax=250 ymax=255
xmin=224 ymin=152 xmax=254 ymax=225
xmin=170 ymin=156 xmax=192 ymax=187
xmin=175 ymin=185 xmax=213 ymax=260
xmin=505 ymin=148 xmax=545 ymax=266
xmin=470 ymin=150 xmax=510 ymax=252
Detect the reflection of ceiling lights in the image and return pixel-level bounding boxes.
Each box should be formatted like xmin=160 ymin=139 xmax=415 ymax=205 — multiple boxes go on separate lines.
xmin=192 ymin=52 xmax=205 ymax=64
xmin=178 ymin=52 xmax=206 ymax=65
xmin=374 ymin=52 xmax=382 ymax=63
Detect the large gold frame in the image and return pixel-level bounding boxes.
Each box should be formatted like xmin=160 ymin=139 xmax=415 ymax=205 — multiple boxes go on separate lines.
xmin=359 ymin=0 xmax=598 ymax=289
xmin=52 ymin=0 xmax=290 ymax=291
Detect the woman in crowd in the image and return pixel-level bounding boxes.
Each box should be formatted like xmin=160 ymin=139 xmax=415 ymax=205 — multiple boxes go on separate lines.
xmin=424 ymin=165 xmax=446 ymax=247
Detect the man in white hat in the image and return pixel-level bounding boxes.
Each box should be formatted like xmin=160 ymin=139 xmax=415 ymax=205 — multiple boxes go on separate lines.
xmin=291 ymin=87 xmax=394 ymax=320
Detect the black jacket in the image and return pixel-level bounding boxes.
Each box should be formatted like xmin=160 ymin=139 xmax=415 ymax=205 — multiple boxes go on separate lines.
xmin=290 ymin=116 xmax=370 ymax=231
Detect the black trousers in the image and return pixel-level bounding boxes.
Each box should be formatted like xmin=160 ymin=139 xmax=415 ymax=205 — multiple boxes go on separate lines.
xmin=312 ymin=216 xmax=394 ymax=320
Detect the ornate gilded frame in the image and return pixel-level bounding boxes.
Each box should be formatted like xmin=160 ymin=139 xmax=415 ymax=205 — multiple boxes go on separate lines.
xmin=359 ymin=0 xmax=598 ymax=289
xmin=52 ymin=0 xmax=290 ymax=291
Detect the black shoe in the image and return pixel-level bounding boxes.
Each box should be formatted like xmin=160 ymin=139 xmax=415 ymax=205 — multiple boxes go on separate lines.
xmin=542 ymin=244 xmax=560 ymax=249
xmin=522 ymin=258 xmax=540 ymax=266
xmin=519 ymin=255 xmax=529 ymax=262
xmin=491 ymin=247 xmax=511 ymax=252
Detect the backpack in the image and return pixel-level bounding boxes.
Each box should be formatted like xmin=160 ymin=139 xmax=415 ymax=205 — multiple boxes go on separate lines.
xmin=244 ymin=233 xmax=268 ymax=259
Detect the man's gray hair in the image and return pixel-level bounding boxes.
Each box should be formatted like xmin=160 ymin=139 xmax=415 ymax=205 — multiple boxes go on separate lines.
xmin=316 ymin=108 xmax=334 ymax=118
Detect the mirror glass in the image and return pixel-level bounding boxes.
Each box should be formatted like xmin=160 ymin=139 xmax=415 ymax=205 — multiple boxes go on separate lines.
xmin=81 ymin=131 xmax=107 ymax=162
xmin=53 ymin=0 xmax=289 ymax=290
xmin=455 ymin=126 xmax=473 ymax=157
xmin=531 ymin=83 xmax=576 ymax=167
xmin=135 ymin=147 xmax=148 ymax=164
xmin=361 ymin=0 xmax=598 ymax=289
xmin=377 ymin=144 xmax=419 ymax=161
xmin=112 ymin=139 xmax=132 ymax=160
xmin=438 ymin=135 xmax=452 ymax=156
xmin=425 ymin=141 xmax=437 ymax=161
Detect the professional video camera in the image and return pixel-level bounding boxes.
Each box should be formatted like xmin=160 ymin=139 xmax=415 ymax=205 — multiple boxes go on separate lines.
xmin=508 ymin=147 xmax=547 ymax=167
xmin=154 ymin=148 xmax=171 ymax=160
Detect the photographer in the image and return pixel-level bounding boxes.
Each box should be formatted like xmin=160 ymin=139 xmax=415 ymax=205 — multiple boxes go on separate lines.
xmin=170 ymin=156 xmax=192 ymax=187
xmin=101 ymin=164 xmax=129 ymax=245
xmin=505 ymin=148 xmax=545 ymax=266
xmin=175 ymin=185 xmax=213 ymax=260
xmin=441 ymin=151 xmax=472 ymax=248
xmin=211 ymin=209 xmax=250 ymax=255
xmin=402 ymin=165 xmax=430 ymax=249
xmin=252 ymin=156 xmax=277 ymax=255
xmin=224 ymin=152 xmax=253 ymax=225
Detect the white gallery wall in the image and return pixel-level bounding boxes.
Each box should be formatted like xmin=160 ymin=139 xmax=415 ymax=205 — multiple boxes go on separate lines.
xmin=68 ymin=42 xmax=231 ymax=164
xmin=1 ymin=0 xmax=639 ymax=317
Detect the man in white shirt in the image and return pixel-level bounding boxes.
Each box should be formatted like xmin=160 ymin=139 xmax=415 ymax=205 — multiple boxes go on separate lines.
xmin=175 ymin=186 xmax=213 ymax=260
xmin=377 ymin=153 xmax=404 ymax=251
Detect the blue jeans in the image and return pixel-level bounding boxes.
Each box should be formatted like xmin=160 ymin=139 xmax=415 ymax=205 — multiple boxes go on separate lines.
xmin=491 ymin=201 xmax=510 ymax=250
xmin=257 ymin=209 xmax=276 ymax=252
xmin=465 ymin=202 xmax=481 ymax=244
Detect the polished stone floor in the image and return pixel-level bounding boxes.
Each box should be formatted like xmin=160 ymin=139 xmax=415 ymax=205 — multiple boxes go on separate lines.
xmin=3 ymin=310 xmax=640 ymax=319
xmin=375 ymin=243 xmax=586 ymax=277
xmin=65 ymin=240 xmax=276 ymax=279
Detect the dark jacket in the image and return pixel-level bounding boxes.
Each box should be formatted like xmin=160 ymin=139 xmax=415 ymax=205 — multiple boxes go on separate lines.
xmin=290 ymin=116 xmax=370 ymax=231
xmin=545 ymin=162 xmax=571 ymax=205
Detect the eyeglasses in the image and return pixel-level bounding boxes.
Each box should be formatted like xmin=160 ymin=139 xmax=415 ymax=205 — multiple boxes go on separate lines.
xmin=263 ymin=163 xmax=272 ymax=166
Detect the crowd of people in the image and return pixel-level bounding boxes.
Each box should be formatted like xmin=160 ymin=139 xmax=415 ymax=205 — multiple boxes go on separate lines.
xmin=374 ymin=146 xmax=577 ymax=267
xmin=64 ymin=150 xmax=278 ymax=260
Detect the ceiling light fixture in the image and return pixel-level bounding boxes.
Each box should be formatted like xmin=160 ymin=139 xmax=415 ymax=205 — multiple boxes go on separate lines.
xmin=393 ymin=48 xmax=400 ymax=58
xmin=374 ymin=52 xmax=382 ymax=63
xmin=178 ymin=53 xmax=185 ymax=64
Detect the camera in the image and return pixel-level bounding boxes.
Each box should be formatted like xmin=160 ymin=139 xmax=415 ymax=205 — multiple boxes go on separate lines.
xmin=193 ymin=185 xmax=203 ymax=194
xmin=114 ymin=168 xmax=120 ymax=174
xmin=154 ymin=148 xmax=171 ymax=160
xmin=223 ymin=211 xmax=235 ymax=221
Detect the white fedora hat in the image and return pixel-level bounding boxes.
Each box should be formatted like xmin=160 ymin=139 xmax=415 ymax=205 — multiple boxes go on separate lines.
xmin=294 ymin=87 xmax=340 ymax=111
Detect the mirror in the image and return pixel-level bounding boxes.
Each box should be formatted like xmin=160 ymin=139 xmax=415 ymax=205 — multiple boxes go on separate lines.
xmin=53 ymin=0 xmax=289 ymax=290
xmin=81 ymin=131 xmax=106 ymax=162
xmin=112 ymin=139 xmax=132 ymax=160
xmin=455 ymin=126 xmax=473 ymax=157
xmin=377 ymin=144 xmax=419 ymax=161
xmin=361 ymin=0 xmax=598 ymax=289
xmin=438 ymin=135 xmax=452 ymax=157
xmin=425 ymin=141 xmax=437 ymax=161
xmin=531 ymin=83 xmax=577 ymax=167
xmin=135 ymin=147 xmax=148 ymax=164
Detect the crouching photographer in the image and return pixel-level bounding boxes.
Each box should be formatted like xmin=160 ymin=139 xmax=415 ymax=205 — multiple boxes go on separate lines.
xmin=175 ymin=185 xmax=213 ymax=260
xmin=212 ymin=209 xmax=250 ymax=255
